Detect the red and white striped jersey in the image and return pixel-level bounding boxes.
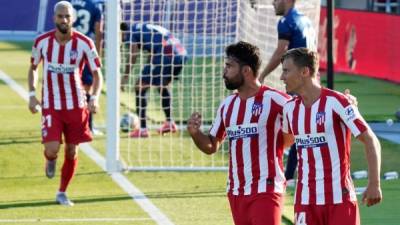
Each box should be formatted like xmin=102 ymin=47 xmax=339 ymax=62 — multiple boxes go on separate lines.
xmin=30 ymin=30 xmax=101 ymax=110
xmin=210 ymin=86 xmax=291 ymax=196
xmin=282 ymin=88 xmax=368 ymax=205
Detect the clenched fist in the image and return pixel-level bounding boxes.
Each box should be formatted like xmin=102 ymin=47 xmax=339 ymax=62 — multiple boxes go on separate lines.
xmin=187 ymin=112 xmax=202 ymax=135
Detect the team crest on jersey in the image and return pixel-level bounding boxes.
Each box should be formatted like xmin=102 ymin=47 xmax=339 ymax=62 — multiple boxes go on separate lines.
xmin=315 ymin=112 xmax=325 ymax=125
xmin=42 ymin=128 xmax=48 ymax=138
xmin=70 ymin=50 xmax=78 ymax=60
xmin=251 ymin=103 xmax=263 ymax=116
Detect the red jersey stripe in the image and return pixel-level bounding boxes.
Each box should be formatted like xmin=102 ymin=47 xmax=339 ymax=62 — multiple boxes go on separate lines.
xmin=225 ymin=95 xmax=238 ymax=194
xmin=57 ymin=44 xmax=67 ymax=110
xmin=46 ymin=36 xmax=54 ymax=110
xmin=235 ymin=99 xmax=246 ymax=195
xmin=304 ymin=106 xmax=317 ymax=205
xmin=249 ymin=90 xmax=264 ymax=194
xmin=69 ymin=37 xmax=78 ymax=109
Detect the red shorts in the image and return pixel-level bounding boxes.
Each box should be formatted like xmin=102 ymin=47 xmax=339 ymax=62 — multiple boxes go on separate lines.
xmin=228 ymin=192 xmax=283 ymax=225
xmin=41 ymin=108 xmax=92 ymax=145
xmin=294 ymin=201 xmax=360 ymax=225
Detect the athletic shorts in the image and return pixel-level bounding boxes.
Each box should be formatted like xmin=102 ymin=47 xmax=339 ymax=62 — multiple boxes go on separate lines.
xmin=41 ymin=108 xmax=92 ymax=145
xmin=294 ymin=201 xmax=360 ymax=225
xmin=81 ymin=65 xmax=93 ymax=86
xmin=140 ymin=55 xmax=186 ymax=86
xmin=228 ymin=192 xmax=283 ymax=225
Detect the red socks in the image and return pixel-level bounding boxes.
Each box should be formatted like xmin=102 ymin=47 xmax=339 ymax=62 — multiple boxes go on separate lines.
xmin=59 ymin=157 xmax=78 ymax=192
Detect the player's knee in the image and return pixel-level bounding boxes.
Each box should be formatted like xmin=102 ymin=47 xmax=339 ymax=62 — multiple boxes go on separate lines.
xmin=44 ymin=142 xmax=60 ymax=158
xmin=65 ymin=145 xmax=78 ymax=159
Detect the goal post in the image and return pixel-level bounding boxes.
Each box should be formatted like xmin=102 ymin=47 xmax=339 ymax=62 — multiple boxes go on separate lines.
xmin=105 ymin=0 xmax=121 ymax=173
xmin=105 ymin=0 xmax=321 ymax=172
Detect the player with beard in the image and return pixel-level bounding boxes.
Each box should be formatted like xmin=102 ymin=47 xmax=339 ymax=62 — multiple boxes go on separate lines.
xmin=28 ymin=1 xmax=103 ymax=206
xmin=187 ymin=41 xmax=292 ymax=225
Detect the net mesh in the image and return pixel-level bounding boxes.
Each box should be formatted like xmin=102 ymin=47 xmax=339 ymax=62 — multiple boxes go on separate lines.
xmin=113 ymin=0 xmax=320 ymax=170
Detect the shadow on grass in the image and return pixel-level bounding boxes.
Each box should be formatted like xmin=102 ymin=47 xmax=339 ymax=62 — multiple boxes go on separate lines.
xmin=0 ymin=189 xmax=226 ymax=209
xmin=0 ymin=42 xmax=32 ymax=52
xmin=0 ymin=137 xmax=39 ymax=146
xmin=0 ymin=195 xmax=132 ymax=209
xmin=143 ymin=189 xmax=226 ymax=199
xmin=0 ymin=200 xmax=58 ymax=209
xmin=0 ymin=171 xmax=106 ymax=180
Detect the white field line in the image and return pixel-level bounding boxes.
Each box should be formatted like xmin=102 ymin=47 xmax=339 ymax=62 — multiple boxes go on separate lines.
xmin=0 ymin=70 xmax=175 ymax=225
xmin=0 ymin=218 xmax=151 ymax=223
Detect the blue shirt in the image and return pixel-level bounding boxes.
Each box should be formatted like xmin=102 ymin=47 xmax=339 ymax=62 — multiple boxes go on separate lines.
xmin=92 ymin=0 xmax=105 ymax=13
xmin=70 ymin=0 xmax=102 ymax=40
xmin=277 ymin=8 xmax=316 ymax=50
xmin=127 ymin=23 xmax=187 ymax=57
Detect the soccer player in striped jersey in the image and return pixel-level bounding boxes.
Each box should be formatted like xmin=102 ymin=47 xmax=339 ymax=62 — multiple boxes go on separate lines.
xmin=27 ymin=1 xmax=103 ymax=206
xmin=187 ymin=41 xmax=292 ymax=225
xmin=280 ymin=48 xmax=382 ymax=225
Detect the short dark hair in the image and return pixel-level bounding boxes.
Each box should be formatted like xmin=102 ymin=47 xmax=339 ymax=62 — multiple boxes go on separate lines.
xmin=281 ymin=47 xmax=319 ymax=77
xmin=225 ymin=41 xmax=261 ymax=76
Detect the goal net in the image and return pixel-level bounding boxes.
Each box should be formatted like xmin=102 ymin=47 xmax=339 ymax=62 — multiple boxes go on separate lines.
xmin=105 ymin=0 xmax=321 ymax=171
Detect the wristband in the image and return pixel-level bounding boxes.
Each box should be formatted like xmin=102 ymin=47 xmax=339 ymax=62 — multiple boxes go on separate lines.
xmin=90 ymin=95 xmax=98 ymax=101
xmin=29 ymin=91 xmax=36 ymax=97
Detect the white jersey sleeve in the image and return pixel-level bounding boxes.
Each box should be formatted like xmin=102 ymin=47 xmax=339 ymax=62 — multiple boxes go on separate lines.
xmin=209 ymin=95 xmax=236 ymax=140
xmin=282 ymin=105 xmax=289 ymax=134
xmin=282 ymin=100 xmax=295 ymax=134
xmin=31 ymin=36 xmax=46 ymax=66
xmin=331 ymin=93 xmax=368 ymax=137
xmin=83 ymin=38 xmax=101 ymax=72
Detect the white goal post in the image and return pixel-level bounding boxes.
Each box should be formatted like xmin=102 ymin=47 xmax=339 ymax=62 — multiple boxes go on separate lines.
xmin=105 ymin=0 xmax=321 ymax=172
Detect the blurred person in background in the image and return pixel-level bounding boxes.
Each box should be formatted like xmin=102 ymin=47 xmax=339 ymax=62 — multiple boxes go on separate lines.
xmin=259 ymin=0 xmax=317 ymax=186
xmin=70 ymin=0 xmax=104 ymax=135
xmin=120 ymin=23 xmax=187 ymax=138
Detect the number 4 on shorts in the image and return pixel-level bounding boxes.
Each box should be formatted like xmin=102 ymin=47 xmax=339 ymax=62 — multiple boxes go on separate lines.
xmin=295 ymin=212 xmax=307 ymax=225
